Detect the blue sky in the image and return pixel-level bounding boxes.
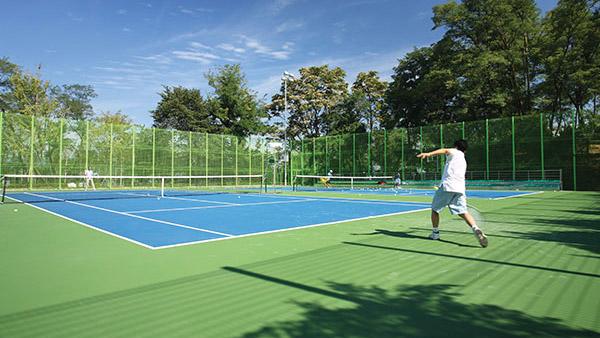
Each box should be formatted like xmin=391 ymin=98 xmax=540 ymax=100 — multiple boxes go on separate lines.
xmin=1 ymin=0 xmax=557 ymax=126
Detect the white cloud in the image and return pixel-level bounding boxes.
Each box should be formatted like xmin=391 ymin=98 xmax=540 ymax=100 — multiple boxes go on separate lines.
xmin=189 ymin=41 xmax=213 ymax=50
xmin=217 ymin=43 xmax=246 ymax=53
xmin=117 ymin=9 xmax=127 ymax=15
xmin=172 ymin=51 xmax=219 ymax=64
xmin=135 ymin=54 xmax=172 ymax=64
xmin=122 ymin=27 xmax=131 ymax=32
xmin=240 ymin=36 xmax=292 ymax=60
xmin=275 ymin=19 xmax=304 ymax=33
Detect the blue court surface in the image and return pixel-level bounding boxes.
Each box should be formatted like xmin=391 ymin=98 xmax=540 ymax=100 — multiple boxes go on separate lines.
xmin=7 ymin=191 xmax=432 ymax=250
xmin=286 ymin=186 xmax=541 ymax=199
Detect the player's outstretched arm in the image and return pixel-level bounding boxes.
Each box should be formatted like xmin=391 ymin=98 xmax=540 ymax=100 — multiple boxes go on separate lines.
xmin=417 ymin=148 xmax=450 ymax=159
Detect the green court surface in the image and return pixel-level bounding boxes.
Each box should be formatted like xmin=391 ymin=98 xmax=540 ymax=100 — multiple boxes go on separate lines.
xmin=1 ymin=191 xmax=599 ymax=337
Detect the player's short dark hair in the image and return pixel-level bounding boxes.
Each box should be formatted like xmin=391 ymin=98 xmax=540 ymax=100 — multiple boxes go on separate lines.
xmin=454 ymin=139 xmax=468 ymax=152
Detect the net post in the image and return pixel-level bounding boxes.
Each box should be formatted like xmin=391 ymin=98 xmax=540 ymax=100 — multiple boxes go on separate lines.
xmin=58 ymin=118 xmax=64 ymax=189
xmin=511 ymin=116 xmax=515 ymax=180
xmin=109 ymin=123 xmax=113 ymax=188
xmin=571 ymin=110 xmax=577 ymax=191
xmin=485 ymin=119 xmax=489 ymax=180
xmin=352 ymin=133 xmax=356 ymax=176
xmin=540 ymin=113 xmax=545 ymax=179
xmin=152 ymin=127 xmax=156 ymax=187
xmin=29 ymin=115 xmax=35 ymax=189
xmin=0 ymin=110 xmax=3 ymax=177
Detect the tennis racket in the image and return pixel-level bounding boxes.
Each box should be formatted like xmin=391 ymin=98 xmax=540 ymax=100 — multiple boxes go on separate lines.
xmin=467 ymin=205 xmax=485 ymax=229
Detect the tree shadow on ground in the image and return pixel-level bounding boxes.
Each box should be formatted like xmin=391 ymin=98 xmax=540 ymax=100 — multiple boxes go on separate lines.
xmin=503 ymin=229 xmax=600 ymax=255
xmin=352 ymin=229 xmax=479 ymax=248
xmin=226 ymin=267 xmax=597 ymax=338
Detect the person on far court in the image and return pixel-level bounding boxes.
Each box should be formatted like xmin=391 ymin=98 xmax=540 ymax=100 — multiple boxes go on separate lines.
xmin=417 ymin=139 xmax=488 ymax=247
xmin=394 ymin=172 xmax=402 ymax=189
xmin=84 ymin=168 xmax=96 ymax=191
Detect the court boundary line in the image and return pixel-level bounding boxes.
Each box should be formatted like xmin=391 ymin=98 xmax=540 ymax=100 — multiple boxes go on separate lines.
xmin=153 ymin=207 xmax=431 ymax=250
xmin=120 ymin=192 xmax=239 ymax=206
xmin=125 ymin=198 xmax=318 ymax=214
xmin=22 ymin=192 xmax=234 ymax=238
xmin=4 ymin=195 xmax=155 ymax=249
xmin=491 ymin=191 xmax=544 ymax=200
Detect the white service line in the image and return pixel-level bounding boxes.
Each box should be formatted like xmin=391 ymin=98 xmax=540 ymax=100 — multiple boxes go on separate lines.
xmin=491 ymin=191 xmax=544 ymax=200
xmin=119 ymin=192 xmax=240 ymax=205
xmin=154 ymin=206 xmax=431 ymax=250
xmin=125 ymin=198 xmax=318 ymax=214
xmin=23 ymin=192 xmax=233 ymax=238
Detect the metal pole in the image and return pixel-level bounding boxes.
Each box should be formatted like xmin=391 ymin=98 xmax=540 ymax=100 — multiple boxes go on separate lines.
xmin=109 ymin=124 xmax=113 ymax=188
xmin=312 ymin=138 xmax=316 ymax=174
xmin=461 ymin=121 xmax=465 ymax=139
xmin=221 ymin=134 xmax=225 ymax=186
xmin=352 ymin=133 xmax=356 ymax=176
xmin=171 ymin=130 xmax=174 ymax=187
xmin=205 ymin=133 xmax=208 ymax=186
xmin=401 ymin=130 xmax=405 ymax=181
xmin=188 ymin=131 xmax=192 ymax=187
xmin=235 ymin=137 xmax=239 ymax=186
xmin=248 ymin=136 xmax=251 ymax=185
xmin=540 ymin=113 xmax=545 ymax=179
xmin=511 ymin=116 xmax=515 ymax=180
xmin=440 ymin=124 xmax=444 ymax=176
xmin=419 ymin=126 xmax=423 ymax=180
xmin=284 ymin=76 xmax=288 ymax=186
xmin=289 ymin=139 xmax=293 ymax=185
xmin=152 ymin=127 xmax=155 ymax=187
xmin=338 ymin=135 xmax=341 ymax=175
xmin=29 ymin=116 xmax=35 ymax=189
xmin=132 ymin=129 xmax=136 ymax=187
xmin=325 ymin=136 xmax=328 ymax=173
xmin=0 ymin=111 xmax=3 ymax=176
xmin=571 ymin=110 xmax=577 ymax=191
xmin=384 ymin=129 xmax=387 ymax=176
xmin=58 ymin=119 xmax=63 ymax=189
xmin=485 ymin=119 xmax=489 ymax=180
xmin=301 ymin=139 xmax=304 ymax=175
xmin=85 ymin=120 xmax=89 ymax=172
xmin=367 ymin=132 xmax=371 ymax=176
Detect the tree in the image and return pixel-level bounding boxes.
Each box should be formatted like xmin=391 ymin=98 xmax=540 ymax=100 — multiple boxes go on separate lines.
xmin=96 ymin=111 xmax=133 ymax=125
xmin=151 ymin=86 xmax=214 ymax=132
xmin=0 ymin=57 xmax=20 ymax=111
xmin=350 ymin=71 xmax=387 ymax=132
xmin=51 ymin=84 xmax=97 ymax=120
xmin=8 ymin=71 xmax=57 ymax=116
xmin=432 ymin=0 xmax=541 ymax=117
xmin=269 ymin=65 xmax=349 ymax=139
xmin=538 ymin=0 xmax=600 ymax=127
xmin=205 ymin=64 xmax=270 ymax=137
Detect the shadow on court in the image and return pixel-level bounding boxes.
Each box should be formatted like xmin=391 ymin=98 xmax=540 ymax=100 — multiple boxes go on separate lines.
xmin=225 ymin=267 xmax=597 ymax=338
xmin=352 ymin=229 xmax=479 ymax=248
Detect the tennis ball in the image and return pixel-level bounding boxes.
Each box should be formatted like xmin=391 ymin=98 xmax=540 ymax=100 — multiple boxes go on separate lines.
xmin=433 ymin=186 xmax=439 ymax=190
xmin=13 ymin=209 xmax=18 ymax=212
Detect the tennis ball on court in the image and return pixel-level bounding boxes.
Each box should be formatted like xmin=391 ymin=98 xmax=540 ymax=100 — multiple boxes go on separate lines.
xmin=13 ymin=209 xmax=18 ymax=212
xmin=433 ymin=186 xmax=439 ymax=190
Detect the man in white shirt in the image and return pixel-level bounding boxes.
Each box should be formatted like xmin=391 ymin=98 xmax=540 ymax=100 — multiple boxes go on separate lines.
xmin=417 ymin=139 xmax=488 ymax=247
xmin=84 ymin=168 xmax=96 ymax=191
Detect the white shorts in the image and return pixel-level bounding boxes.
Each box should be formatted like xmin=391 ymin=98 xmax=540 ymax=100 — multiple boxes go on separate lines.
xmin=431 ymin=188 xmax=467 ymax=215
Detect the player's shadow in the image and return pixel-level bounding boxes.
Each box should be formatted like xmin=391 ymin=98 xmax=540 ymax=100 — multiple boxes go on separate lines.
xmin=352 ymin=229 xmax=479 ymax=248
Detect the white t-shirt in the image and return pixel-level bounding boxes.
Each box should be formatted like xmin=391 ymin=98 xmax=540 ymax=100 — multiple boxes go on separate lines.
xmin=440 ymin=148 xmax=466 ymax=194
xmin=84 ymin=170 xmax=94 ymax=179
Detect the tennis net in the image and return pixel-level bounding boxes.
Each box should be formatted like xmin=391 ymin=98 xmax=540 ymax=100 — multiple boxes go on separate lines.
xmin=1 ymin=174 xmax=265 ymax=204
xmin=293 ymin=175 xmax=394 ymax=192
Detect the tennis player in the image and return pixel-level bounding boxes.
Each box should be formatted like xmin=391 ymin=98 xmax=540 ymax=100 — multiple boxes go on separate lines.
xmin=394 ymin=172 xmax=402 ymax=188
xmin=84 ymin=168 xmax=96 ymax=191
xmin=323 ymin=170 xmax=333 ymax=188
xmin=417 ymin=140 xmax=488 ymax=247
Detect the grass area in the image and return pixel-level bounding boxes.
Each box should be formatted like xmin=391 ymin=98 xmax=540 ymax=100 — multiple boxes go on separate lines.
xmin=0 ymin=191 xmax=599 ymax=337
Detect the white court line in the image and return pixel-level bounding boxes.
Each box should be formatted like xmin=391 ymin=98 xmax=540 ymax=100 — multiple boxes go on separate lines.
xmin=22 ymin=192 xmax=233 ymax=238
xmin=154 ymin=206 xmax=431 ymax=250
xmin=4 ymin=195 xmax=155 ymax=249
xmin=491 ymin=191 xmax=544 ymax=200
xmin=245 ymin=192 xmax=431 ymax=205
xmin=119 ymin=192 xmax=240 ymax=206
xmin=125 ymin=198 xmax=318 ymax=214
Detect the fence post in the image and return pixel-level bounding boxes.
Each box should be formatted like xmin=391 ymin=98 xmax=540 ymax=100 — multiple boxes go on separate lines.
xmin=152 ymin=127 xmax=155 ymax=186
xmin=301 ymin=139 xmax=305 ymax=175
xmin=338 ymin=135 xmax=341 ymax=175
xmin=171 ymin=129 xmax=175 ymax=187
xmin=132 ymin=128 xmax=136 ymax=187
xmin=325 ymin=136 xmax=328 ymax=173
xmin=401 ymin=130 xmax=405 ymax=181
xmin=511 ymin=116 xmax=515 ymax=180
xmin=221 ymin=134 xmax=225 ymax=186
xmin=85 ymin=120 xmax=89 ymax=172
xmin=188 ymin=131 xmax=192 ymax=187
xmin=58 ymin=119 xmax=63 ymax=188
xmin=461 ymin=121 xmax=465 ymax=139
xmin=109 ymin=124 xmax=113 ymax=188
xmin=0 ymin=111 xmax=3 ymax=176
xmin=540 ymin=113 xmax=545 ymax=179
xmin=368 ymin=131 xmax=371 ymax=176
xmin=312 ymin=138 xmax=316 ymax=174
xmin=384 ymin=129 xmax=387 ymax=176
xmin=571 ymin=110 xmax=577 ymax=191
xmin=419 ymin=126 xmax=423 ymax=180
xmin=29 ymin=115 xmax=35 ymax=189
xmin=352 ymin=133 xmax=356 ymax=176
xmin=205 ymin=133 xmax=208 ymax=186
xmin=248 ymin=136 xmax=252 ymax=185
xmin=235 ymin=137 xmax=239 ymax=186
xmin=485 ymin=119 xmax=489 ymax=180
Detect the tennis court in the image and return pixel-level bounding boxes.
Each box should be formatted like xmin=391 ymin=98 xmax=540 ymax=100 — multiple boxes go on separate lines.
xmin=5 ymin=185 xmax=430 ymax=249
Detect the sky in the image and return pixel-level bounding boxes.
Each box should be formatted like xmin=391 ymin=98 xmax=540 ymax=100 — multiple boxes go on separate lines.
xmin=1 ymin=0 xmax=558 ymax=126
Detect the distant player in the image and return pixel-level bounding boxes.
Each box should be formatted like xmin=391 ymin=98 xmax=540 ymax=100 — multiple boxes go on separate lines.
xmin=84 ymin=168 xmax=96 ymax=191
xmin=394 ymin=172 xmax=402 ymax=189
xmin=324 ymin=170 xmax=334 ymax=188
xmin=417 ymin=139 xmax=488 ymax=247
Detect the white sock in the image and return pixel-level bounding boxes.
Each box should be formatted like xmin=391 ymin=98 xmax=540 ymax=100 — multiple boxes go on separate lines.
xmin=432 ymin=228 xmax=439 ymax=233
xmin=472 ymin=225 xmax=480 ymax=232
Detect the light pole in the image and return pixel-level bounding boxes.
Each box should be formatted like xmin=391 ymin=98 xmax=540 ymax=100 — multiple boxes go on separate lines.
xmin=282 ymin=71 xmax=295 ymax=186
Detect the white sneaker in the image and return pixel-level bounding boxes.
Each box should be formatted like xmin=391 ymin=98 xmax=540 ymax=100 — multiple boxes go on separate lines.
xmin=429 ymin=231 xmax=440 ymax=240
xmin=474 ymin=228 xmax=488 ymax=247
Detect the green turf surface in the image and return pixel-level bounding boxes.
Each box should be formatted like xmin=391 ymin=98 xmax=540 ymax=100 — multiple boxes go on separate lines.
xmin=0 ymin=191 xmax=599 ymax=337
